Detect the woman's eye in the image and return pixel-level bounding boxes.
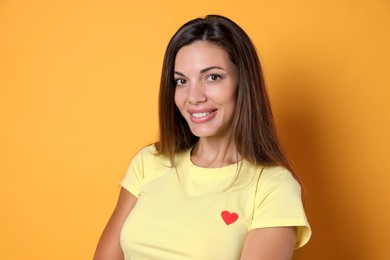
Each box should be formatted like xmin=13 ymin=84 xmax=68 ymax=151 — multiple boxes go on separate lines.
xmin=207 ymin=74 xmax=221 ymax=82
xmin=175 ymin=78 xmax=186 ymax=86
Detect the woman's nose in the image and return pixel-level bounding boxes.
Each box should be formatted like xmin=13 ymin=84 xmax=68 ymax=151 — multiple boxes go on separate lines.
xmin=188 ymin=81 xmax=206 ymax=104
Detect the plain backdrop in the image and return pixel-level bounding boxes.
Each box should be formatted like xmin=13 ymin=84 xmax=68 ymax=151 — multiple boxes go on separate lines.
xmin=1 ymin=0 xmax=389 ymax=259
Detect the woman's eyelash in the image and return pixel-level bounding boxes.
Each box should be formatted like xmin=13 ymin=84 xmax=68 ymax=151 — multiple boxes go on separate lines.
xmin=174 ymin=74 xmax=222 ymax=85
xmin=207 ymin=74 xmax=222 ymax=81
xmin=175 ymin=78 xmax=186 ymax=85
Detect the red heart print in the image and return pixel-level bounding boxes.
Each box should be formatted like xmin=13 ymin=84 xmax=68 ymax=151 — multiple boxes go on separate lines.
xmin=221 ymin=211 xmax=238 ymax=225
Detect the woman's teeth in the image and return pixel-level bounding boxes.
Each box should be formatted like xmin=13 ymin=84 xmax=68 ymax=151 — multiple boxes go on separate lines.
xmin=192 ymin=112 xmax=211 ymax=118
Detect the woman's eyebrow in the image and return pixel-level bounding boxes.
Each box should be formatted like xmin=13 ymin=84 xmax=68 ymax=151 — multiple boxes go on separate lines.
xmin=200 ymin=66 xmax=225 ymax=73
xmin=174 ymin=66 xmax=225 ymax=77
xmin=174 ymin=71 xmax=186 ymax=77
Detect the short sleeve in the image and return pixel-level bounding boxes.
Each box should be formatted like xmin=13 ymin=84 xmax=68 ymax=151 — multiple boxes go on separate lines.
xmin=120 ymin=147 xmax=149 ymax=198
xmin=251 ymin=167 xmax=311 ymax=248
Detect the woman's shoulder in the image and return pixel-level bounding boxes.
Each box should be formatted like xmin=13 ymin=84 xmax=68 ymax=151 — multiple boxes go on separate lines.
xmin=251 ymin=165 xmax=299 ymax=188
xmin=244 ymin=163 xmax=292 ymax=179
xmin=131 ymin=144 xmax=161 ymax=163
xmin=131 ymin=144 xmax=189 ymax=167
xmin=136 ymin=144 xmax=158 ymax=156
xmin=261 ymin=165 xmax=292 ymax=176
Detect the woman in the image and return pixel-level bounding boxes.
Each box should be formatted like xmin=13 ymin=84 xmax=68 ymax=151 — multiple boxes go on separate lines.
xmin=94 ymin=15 xmax=311 ymax=260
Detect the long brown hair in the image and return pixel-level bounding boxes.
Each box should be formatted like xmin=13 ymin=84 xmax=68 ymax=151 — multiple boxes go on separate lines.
xmin=156 ymin=15 xmax=301 ymax=183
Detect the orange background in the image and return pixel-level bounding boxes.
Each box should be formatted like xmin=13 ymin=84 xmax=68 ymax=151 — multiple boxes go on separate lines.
xmin=1 ymin=0 xmax=389 ymax=259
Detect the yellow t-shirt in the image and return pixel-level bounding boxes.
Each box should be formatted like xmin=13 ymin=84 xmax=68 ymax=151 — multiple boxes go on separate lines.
xmin=120 ymin=145 xmax=311 ymax=259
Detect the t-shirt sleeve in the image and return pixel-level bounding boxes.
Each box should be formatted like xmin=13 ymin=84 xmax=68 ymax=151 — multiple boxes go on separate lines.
xmin=120 ymin=148 xmax=148 ymax=198
xmin=250 ymin=167 xmax=311 ymax=248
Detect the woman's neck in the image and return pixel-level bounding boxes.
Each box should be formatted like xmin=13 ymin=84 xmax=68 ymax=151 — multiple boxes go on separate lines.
xmin=190 ymin=137 xmax=241 ymax=168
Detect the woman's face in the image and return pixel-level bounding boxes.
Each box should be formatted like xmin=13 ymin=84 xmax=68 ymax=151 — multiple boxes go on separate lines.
xmin=174 ymin=41 xmax=239 ymax=139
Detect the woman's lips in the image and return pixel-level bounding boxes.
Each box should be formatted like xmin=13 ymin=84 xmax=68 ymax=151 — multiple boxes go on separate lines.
xmin=188 ymin=109 xmax=217 ymax=123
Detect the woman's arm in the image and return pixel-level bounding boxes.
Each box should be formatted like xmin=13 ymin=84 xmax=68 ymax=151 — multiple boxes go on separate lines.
xmin=240 ymin=227 xmax=296 ymax=260
xmin=94 ymin=188 xmax=138 ymax=260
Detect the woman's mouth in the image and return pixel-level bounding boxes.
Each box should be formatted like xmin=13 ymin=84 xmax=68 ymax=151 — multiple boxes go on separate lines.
xmin=189 ymin=109 xmax=217 ymax=123
xmin=191 ymin=111 xmax=211 ymax=118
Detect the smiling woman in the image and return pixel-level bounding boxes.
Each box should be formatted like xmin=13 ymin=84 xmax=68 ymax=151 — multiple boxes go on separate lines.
xmin=94 ymin=15 xmax=311 ymax=260
xmin=174 ymin=41 xmax=238 ymax=141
